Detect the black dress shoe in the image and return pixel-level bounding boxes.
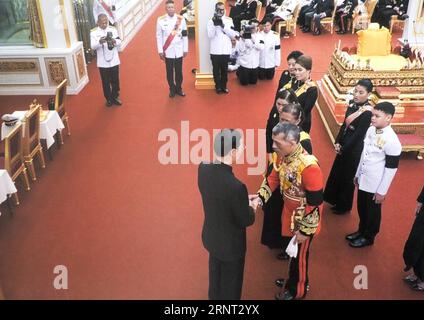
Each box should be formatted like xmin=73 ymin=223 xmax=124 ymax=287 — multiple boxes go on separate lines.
xmin=275 ymin=290 xmax=294 ymax=300
xmin=275 ymin=278 xmax=285 ymax=287
xmin=302 ymin=28 xmax=310 ymax=33
xmin=349 ymin=237 xmax=373 ymax=248
xmin=221 ymin=88 xmax=229 ymax=94
xmin=169 ymin=91 xmax=176 ymax=98
xmin=176 ymin=91 xmax=186 ymax=97
xmin=345 ymin=231 xmax=361 ymax=241
xmin=403 ymin=275 xmax=419 ymax=285
xmin=277 ymin=252 xmax=289 ymax=260
xmin=216 ymin=88 xmax=223 ymax=94
xmin=105 ymin=100 xmax=113 ymax=107
xmin=112 ymin=97 xmax=122 ymax=106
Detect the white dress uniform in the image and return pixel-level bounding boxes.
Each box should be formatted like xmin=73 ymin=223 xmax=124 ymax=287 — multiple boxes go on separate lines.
xmin=90 ymin=25 xmax=122 ymax=103
xmin=90 ymin=25 xmax=121 ymax=68
xmin=355 ymin=125 xmax=402 ymax=196
xmin=156 ymin=14 xmax=188 ymax=95
xmin=207 ymin=16 xmax=238 ymax=55
xmin=274 ymin=0 xmax=298 ymax=20
xmin=156 ymin=14 xmax=188 ymax=58
xmin=236 ymin=34 xmax=264 ymax=69
xmin=259 ymin=30 xmax=281 ymax=69
xmin=93 ymin=0 xmax=117 ymax=24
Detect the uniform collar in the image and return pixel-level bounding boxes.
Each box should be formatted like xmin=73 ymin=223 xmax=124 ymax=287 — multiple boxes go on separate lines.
xmin=375 ymin=125 xmax=390 ymax=135
xmin=284 ymin=144 xmax=304 ymax=164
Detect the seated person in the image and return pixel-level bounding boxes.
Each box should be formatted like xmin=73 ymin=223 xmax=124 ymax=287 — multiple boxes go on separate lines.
xmin=302 ymin=0 xmax=334 ymax=35
xmin=233 ymin=0 xmax=258 ymax=31
xmin=335 ymin=0 xmax=357 ymax=34
xmin=261 ymin=0 xmax=299 ymax=30
xmin=236 ymin=19 xmax=264 ymax=85
xmin=264 ymin=0 xmax=284 ymax=15
xmin=297 ymin=0 xmax=315 ymax=29
xmin=374 ymin=0 xmax=409 ymax=29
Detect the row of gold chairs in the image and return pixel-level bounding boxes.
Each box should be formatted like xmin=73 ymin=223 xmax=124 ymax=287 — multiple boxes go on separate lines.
xmin=0 ymin=79 xmax=70 ymax=206
xmin=276 ymin=0 xmax=403 ymax=37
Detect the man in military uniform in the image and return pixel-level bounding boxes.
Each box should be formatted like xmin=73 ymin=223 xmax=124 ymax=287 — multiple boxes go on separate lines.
xmin=156 ymin=0 xmax=188 ymax=98
xmin=258 ymin=18 xmax=281 ymax=80
xmin=252 ymin=122 xmax=323 ymax=300
xmin=90 ymin=13 xmax=122 ymax=107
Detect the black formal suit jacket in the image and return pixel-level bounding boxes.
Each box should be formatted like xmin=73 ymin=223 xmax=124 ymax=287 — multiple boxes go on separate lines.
xmin=198 ymin=162 xmax=255 ymax=261
xmin=315 ymin=0 xmax=334 ymax=17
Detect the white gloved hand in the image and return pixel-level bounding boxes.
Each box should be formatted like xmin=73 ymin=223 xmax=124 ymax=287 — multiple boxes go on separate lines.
xmin=285 ymin=235 xmax=298 ymax=258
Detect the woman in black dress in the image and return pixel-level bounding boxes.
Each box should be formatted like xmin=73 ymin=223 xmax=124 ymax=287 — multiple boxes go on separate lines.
xmin=403 ymin=186 xmax=424 ymax=292
xmin=262 ymin=101 xmax=312 ymax=260
xmin=324 ymin=78 xmax=374 ymax=214
xmin=282 ymin=55 xmax=318 ymax=133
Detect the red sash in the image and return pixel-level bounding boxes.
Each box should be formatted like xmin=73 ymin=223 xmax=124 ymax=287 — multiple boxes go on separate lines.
xmin=163 ymin=16 xmax=182 ymax=53
xmin=99 ymin=0 xmax=115 ymax=20
xmin=345 ymin=105 xmax=373 ymax=128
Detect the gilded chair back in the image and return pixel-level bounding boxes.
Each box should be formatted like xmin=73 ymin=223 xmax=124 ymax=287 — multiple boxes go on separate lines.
xmin=54 ymin=79 xmax=67 ymax=118
xmin=4 ymin=124 xmax=24 ymax=181
xmin=23 ymin=105 xmax=41 ymax=158
xmin=320 ymin=0 xmax=338 ymax=34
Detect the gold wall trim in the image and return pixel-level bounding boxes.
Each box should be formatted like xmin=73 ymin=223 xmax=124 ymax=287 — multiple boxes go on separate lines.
xmin=35 ymin=0 xmax=48 ymax=48
xmin=59 ymin=0 xmax=71 ymax=48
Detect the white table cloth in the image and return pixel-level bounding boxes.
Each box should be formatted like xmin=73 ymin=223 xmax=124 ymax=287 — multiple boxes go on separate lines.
xmin=1 ymin=110 xmax=65 ymax=149
xmin=0 ymin=169 xmax=17 ymax=216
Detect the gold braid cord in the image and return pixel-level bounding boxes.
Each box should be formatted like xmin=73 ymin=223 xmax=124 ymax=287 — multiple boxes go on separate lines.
xmin=258 ymin=178 xmax=272 ymax=204
xmin=295 ymin=207 xmax=320 ymax=236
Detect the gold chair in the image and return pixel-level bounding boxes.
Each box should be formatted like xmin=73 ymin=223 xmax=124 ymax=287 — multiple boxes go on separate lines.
xmin=352 ymin=0 xmax=378 ymax=34
xmin=320 ymin=0 xmax=338 ymax=34
xmin=255 ymin=0 xmax=262 ymax=20
xmin=390 ymin=15 xmax=405 ymax=33
xmin=277 ymin=4 xmax=301 ymax=37
xmin=54 ymin=79 xmax=70 ymax=144
xmin=0 ymin=124 xmax=30 ymax=205
xmin=22 ymin=104 xmax=46 ymax=181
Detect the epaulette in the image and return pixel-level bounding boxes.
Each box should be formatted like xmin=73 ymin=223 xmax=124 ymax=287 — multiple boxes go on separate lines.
xmin=299 ymin=153 xmax=318 ymax=168
xmin=108 ymin=25 xmax=117 ymax=30
xmin=300 ymin=131 xmax=310 ymax=142
xmin=273 ymin=31 xmax=279 ymax=35
xmin=306 ymin=80 xmax=317 ymax=88
xmin=159 ymin=14 xmax=167 ymax=20
xmin=90 ymin=26 xmax=98 ymax=32
xmin=224 ymin=16 xmax=233 ymax=21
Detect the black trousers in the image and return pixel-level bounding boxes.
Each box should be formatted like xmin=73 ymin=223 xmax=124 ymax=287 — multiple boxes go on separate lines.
xmin=258 ymin=67 xmax=275 ymax=80
xmin=357 ymin=190 xmax=382 ymax=241
xmin=210 ymin=54 xmax=230 ymax=90
xmin=378 ymin=8 xmax=397 ymax=29
xmin=237 ymin=66 xmax=259 ymax=85
xmin=208 ymin=254 xmax=245 ymax=300
xmin=165 ymin=57 xmax=183 ymax=93
xmin=261 ymin=188 xmax=284 ymax=249
xmin=324 ymin=151 xmax=361 ymax=212
xmin=286 ymin=236 xmax=313 ymax=299
xmin=99 ymin=65 xmax=120 ymax=102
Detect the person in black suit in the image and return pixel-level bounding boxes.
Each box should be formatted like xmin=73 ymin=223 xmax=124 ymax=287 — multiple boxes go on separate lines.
xmin=302 ymin=0 xmax=334 ymax=35
xmin=403 ymin=185 xmax=424 ymax=292
xmin=198 ymin=129 xmax=257 ymax=300
xmin=324 ymin=79 xmax=373 ymax=214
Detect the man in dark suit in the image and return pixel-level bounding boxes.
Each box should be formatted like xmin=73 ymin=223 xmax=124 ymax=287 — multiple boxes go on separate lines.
xmin=198 ymin=129 xmax=257 ymax=300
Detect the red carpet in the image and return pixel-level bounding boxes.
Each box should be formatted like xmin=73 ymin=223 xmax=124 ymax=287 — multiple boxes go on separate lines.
xmin=0 ymin=5 xmax=423 ymax=300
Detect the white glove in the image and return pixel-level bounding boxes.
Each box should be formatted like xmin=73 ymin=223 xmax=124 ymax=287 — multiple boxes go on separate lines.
xmin=285 ymin=235 xmax=298 ymax=258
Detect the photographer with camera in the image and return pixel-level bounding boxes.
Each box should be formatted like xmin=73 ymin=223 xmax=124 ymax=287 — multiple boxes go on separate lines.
xmin=90 ymin=13 xmax=122 ymax=107
xmin=207 ymin=2 xmax=239 ymax=94
xmin=156 ymin=0 xmax=188 ymax=98
xmin=236 ymin=19 xmax=264 ymax=86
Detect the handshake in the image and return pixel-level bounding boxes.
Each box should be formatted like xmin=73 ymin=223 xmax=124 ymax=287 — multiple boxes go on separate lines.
xmin=248 ymin=194 xmax=262 ymax=211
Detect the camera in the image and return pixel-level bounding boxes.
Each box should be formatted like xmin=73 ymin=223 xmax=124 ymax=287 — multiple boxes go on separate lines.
xmin=212 ymin=13 xmax=223 ymax=27
xmin=241 ymin=24 xmax=255 ymax=39
xmin=106 ymin=31 xmax=114 ymax=50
